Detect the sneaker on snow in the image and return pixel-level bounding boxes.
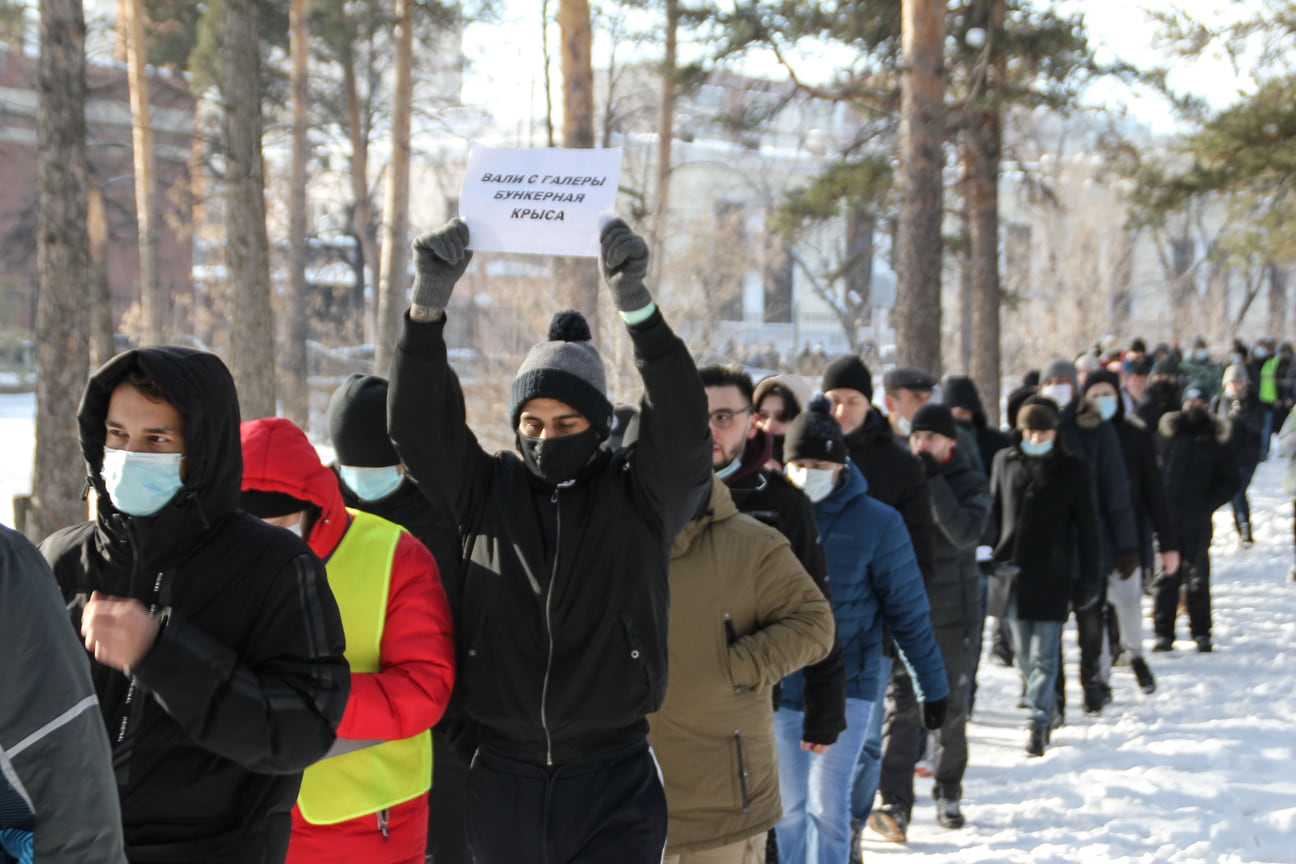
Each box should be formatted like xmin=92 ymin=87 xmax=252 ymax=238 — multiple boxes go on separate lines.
xmin=1195 ymin=636 xmax=1213 ymax=653
xmin=1239 ymin=522 xmax=1253 ymax=547
xmin=868 ymin=805 xmax=908 ymax=843
xmin=935 ymin=798 xmax=965 ymax=829
xmin=1083 ymin=687 xmax=1106 ymax=715
xmin=1152 ymin=636 xmax=1173 ymax=652
xmin=1130 ymin=656 xmax=1157 ymax=694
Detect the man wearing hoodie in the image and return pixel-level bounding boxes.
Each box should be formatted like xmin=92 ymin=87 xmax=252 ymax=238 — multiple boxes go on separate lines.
xmin=325 ymin=373 xmax=471 ymax=864
xmin=1136 ymin=356 xmax=1184 ymax=431
xmin=774 ymin=397 xmax=948 ymax=864
xmin=39 ymin=348 xmax=350 ymax=863
xmin=1038 ymin=358 xmax=1140 ymax=715
xmin=648 ymin=477 xmax=836 ymax=864
xmin=873 ymin=404 xmax=990 ymax=836
xmin=387 ymin=218 xmax=711 ymax=864
xmin=240 ymin=417 xmax=456 ymax=864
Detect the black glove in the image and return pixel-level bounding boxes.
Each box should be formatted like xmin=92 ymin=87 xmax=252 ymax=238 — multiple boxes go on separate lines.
xmin=922 ymin=697 xmax=947 ymax=730
xmin=918 ymin=451 xmax=943 ymax=477
xmin=599 ymin=218 xmax=652 ymax=313
xmin=1115 ymin=548 xmax=1140 ymax=581
xmin=410 ymin=218 xmax=472 ymax=313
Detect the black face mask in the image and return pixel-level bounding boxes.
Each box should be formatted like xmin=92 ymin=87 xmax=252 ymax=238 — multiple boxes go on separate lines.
xmin=771 ymin=435 xmax=786 ymax=465
xmin=1148 ymin=381 xmax=1179 ymax=404
xmin=517 ymin=427 xmax=602 ymax=486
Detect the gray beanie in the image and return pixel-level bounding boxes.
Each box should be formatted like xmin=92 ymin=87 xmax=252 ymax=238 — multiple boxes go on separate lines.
xmin=509 ymin=310 xmax=614 ymax=438
xmin=1041 ymin=358 xmax=1077 ymax=386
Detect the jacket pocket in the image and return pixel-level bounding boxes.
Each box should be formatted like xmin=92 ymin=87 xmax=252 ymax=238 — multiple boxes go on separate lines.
xmin=619 ymin=615 xmax=652 ymax=712
xmin=733 ymin=730 xmax=751 ymax=812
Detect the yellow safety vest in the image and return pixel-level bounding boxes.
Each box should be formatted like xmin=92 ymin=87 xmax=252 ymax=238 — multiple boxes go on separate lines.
xmin=297 ymin=509 xmax=433 ymax=825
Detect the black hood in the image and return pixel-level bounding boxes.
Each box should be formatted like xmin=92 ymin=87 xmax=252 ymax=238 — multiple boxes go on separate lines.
xmin=80 ymin=347 xmax=243 ymax=572
xmin=942 ymin=375 xmax=987 ymax=427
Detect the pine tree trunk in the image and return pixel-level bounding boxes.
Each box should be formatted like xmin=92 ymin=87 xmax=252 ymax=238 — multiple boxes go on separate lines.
xmin=344 ymin=58 xmax=379 ymax=345
xmin=224 ymin=0 xmax=276 ymax=420
xmin=283 ymin=0 xmax=309 ymax=428
xmin=895 ymin=0 xmax=945 ymax=374
xmin=88 ymin=183 xmax=116 ymax=371
xmin=125 ymin=0 xmax=162 ymax=344
xmin=375 ymin=0 xmax=414 ymax=377
xmin=31 ymin=0 xmax=91 ymax=541
xmin=558 ymin=0 xmax=599 ymax=334
xmin=650 ymin=0 xmax=678 ymax=286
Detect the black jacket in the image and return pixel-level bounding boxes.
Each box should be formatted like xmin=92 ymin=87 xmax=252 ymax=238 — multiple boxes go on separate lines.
xmin=1105 ymin=398 xmax=1179 ymax=566
xmin=725 ymin=429 xmax=846 ymax=746
xmin=990 ymin=444 xmax=1101 ymax=622
xmin=1135 ymin=381 xmax=1181 ymax=432
xmin=1211 ymin=391 xmax=1265 ymax=474
xmin=389 ymin=310 xmax=711 ymax=766
xmin=1058 ymin=398 xmax=1139 ymax=573
xmin=926 ymin=445 xmax=992 ymax=637
xmin=39 ymin=347 xmax=349 ymax=864
xmin=1157 ymin=410 xmax=1239 ymax=532
xmin=842 ymin=409 xmax=934 ymax=584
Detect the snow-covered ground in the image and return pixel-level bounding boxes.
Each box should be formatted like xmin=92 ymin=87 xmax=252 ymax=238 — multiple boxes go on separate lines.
xmin=2 ymin=392 xmax=1294 ymax=862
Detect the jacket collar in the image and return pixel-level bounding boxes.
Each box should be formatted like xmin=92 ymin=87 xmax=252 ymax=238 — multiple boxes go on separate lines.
xmin=672 ymin=476 xmax=741 ymax=557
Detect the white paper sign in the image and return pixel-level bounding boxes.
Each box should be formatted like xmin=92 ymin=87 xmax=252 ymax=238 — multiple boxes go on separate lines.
xmin=458 ymin=144 xmax=622 ymax=258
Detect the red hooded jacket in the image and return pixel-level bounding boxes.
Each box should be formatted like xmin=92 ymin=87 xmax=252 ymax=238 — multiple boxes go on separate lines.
xmin=240 ymin=418 xmax=454 ymax=864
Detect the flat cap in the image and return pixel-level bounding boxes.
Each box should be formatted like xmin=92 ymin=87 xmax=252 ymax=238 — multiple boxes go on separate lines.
xmin=882 ymin=366 xmax=937 ymax=392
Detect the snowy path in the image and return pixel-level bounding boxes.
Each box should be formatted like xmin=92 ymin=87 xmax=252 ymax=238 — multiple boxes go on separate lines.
xmin=2 ymin=392 xmax=1293 ymax=862
xmin=866 ymin=457 xmax=1296 ymax=864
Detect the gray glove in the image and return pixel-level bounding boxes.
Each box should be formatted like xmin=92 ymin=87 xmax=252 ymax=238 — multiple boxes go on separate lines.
xmin=410 ymin=218 xmax=472 ymax=312
xmin=599 ymin=218 xmax=652 ymax=313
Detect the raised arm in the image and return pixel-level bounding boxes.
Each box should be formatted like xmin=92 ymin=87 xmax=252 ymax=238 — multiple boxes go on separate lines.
xmin=388 ymin=219 xmax=494 ymax=525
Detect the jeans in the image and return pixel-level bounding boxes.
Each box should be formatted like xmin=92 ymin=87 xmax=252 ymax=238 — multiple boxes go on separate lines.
xmin=1231 ymin=459 xmax=1258 ymax=528
xmin=774 ymin=698 xmax=873 ymax=864
xmin=1261 ymin=406 xmax=1274 ymax=461
xmin=849 ymin=655 xmax=892 ymax=823
xmin=1007 ymin=605 xmax=1064 ymax=732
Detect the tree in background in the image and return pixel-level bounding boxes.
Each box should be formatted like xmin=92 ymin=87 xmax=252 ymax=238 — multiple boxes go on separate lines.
xmin=124 ymin=0 xmax=164 ymax=345
xmin=283 ymin=0 xmax=309 ymax=428
xmin=559 ymin=0 xmax=601 ymax=333
xmin=30 ymin=0 xmax=91 ymax=540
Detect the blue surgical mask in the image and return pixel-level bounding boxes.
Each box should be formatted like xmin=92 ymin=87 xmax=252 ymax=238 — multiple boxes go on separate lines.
xmin=715 ymin=455 xmax=742 ymax=480
xmin=1092 ymin=395 xmax=1118 ymax=421
xmin=101 ymin=448 xmax=185 ymax=516
xmin=785 ymin=464 xmax=839 ymax=503
xmin=340 ymin=465 xmax=404 ymax=501
xmin=1255 ymin=348 xmax=1268 ymax=359
xmin=1020 ymin=439 xmax=1054 ymax=457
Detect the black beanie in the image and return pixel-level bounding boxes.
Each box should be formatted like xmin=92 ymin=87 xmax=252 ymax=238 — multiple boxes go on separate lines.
xmin=783 ymin=395 xmax=847 ymax=464
xmin=509 ymin=310 xmax=614 ymax=438
xmin=1017 ymin=396 xmax=1060 ymax=432
xmin=821 ymin=356 xmax=873 ymax=402
xmin=328 ymin=374 xmax=400 ymax=468
xmin=910 ymin=403 xmax=957 ymax=440
xmin=1151 ymin=356 xmax=1180 ymax=378
xmin=1083 ymin=369 xmax=1121 ymax=395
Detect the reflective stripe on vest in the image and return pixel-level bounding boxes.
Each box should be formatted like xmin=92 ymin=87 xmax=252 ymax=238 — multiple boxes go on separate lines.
xmin=297 ymin=509 xmax=432 ymax=825
xmin=1261 ymin=357 xmax=1280 ymax=404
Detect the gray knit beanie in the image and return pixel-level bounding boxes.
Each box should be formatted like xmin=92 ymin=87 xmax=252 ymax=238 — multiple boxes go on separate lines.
xmin=509 ymin=310 xmax=614 ymax=438
xmin=1041 ymin=358 xmax=1077 ymax=386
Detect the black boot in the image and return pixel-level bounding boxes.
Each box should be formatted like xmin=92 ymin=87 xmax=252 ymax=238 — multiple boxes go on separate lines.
xmin=1026 ymin=727 xmax=1046 ymax=757
xmin=1131 ymin=656 xmax=1156 ymax=694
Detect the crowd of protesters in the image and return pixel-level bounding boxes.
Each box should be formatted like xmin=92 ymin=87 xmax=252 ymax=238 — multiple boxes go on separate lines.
xmin=3 ymin=212 xmax=1294 ymax=864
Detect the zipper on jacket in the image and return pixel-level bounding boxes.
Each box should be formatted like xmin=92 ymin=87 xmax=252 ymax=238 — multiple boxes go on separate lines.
xmin=540 ymin=488 xmax=560 ymax=766
xmin=377 ymin=808 xmax=389 ymax=838
xmin=733 ymin=730 xmax=750 ymax=812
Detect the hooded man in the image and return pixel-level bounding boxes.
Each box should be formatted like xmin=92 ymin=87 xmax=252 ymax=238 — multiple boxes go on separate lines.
xmin=1 ymin=525 xmax=126 ymax=864
xmin=326 ymin=373 xmax=471 ymax=864
xmin=874 ymin=404 xmax=990 ymax=836
xmin=942 ymin=375 xmax=1011 ymax=472
xmin=387 ymin=217 xmax=711 ymax=864
xmin=1137 ymin=356 xmax=1184 ymax=431
xmin=1038 ymin=357 xmax=1140 ymax=716
xmin=240 ymin=417 xmax=455 ymax=864
xmin=39 ymin=348 xmax=350 ymax=863
xmin=1213 ymin=364 xmax=1266 ymax=546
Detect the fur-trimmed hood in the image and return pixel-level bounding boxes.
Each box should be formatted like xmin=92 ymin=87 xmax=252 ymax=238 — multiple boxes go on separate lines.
xmin=1158 ymin=409 xmax=1231 ymax=445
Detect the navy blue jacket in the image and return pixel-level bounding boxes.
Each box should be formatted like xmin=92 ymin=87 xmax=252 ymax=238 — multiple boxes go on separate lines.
xmin=778 ymin=462 xmax=948 ymax=708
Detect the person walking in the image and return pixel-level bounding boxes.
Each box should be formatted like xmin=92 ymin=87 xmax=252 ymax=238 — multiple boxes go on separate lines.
xmin=773 ymin=398 xmax=948 ymax=863
xmin=1212 ymin=365 xmax=1265 ymax=547
xmin=240 ymin=417 xmax=456 ymax=864
xmin=649 ymin=477 xmax=836 ymax=864
xmin=1 ymin=524 xmax=127 ymax=864
xmin=988 ymin=398 xmax=1102 ymax=757
xmin=387 ymin=217 xmax=711 ymax=864
xmin=39 ymin=348 xmax=350 ymax=863
xmin=1153 ymin=382 xmax=1239 ymax=653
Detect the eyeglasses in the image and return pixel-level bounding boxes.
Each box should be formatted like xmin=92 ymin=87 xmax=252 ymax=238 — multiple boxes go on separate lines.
xmin=708 ymin=407 xmax=753 ymax=429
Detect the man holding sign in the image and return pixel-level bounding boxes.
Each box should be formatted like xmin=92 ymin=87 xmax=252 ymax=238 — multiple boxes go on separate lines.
xmin=387 ymin=216 xmax=711 ymax=864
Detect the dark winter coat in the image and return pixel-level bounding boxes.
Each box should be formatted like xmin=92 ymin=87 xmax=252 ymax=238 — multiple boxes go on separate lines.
xmin=1211 ymin=391 xmax=1265 ymax=475
xmin=1135 ymin=382 xmax=1181 ymax=432
xmin=842 ymin=409 xmax=935 ymax=584
xmin=1103 ymin=397 xmax=1180 ymax=567
xmin=1157 ymin=410 xmax=1239 ymax=533
xmin=989 ymin=444 xmax=1102 ymax=622
xmin=1 ymin=525 xmax=126 ymax=864
xmin=388 ymin=310 xmax=712 ymax=767
xmin=926 ymin=445 xmax=992 ymax=638
xmin=1058 ymin=398 xmax=1139 ymax=573
xmin=39 ymin=347 xmax=350 ymax=864
xmin=725 ymin=429 xmax=846 ymax=746
xmin=778 ymin=462 xmax=949 ymax=708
